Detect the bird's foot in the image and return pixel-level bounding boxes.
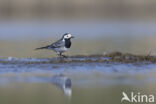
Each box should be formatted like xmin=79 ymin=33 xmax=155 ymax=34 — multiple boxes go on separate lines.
xmin=57 ymin=53 xmax=68 ymax=59
xmin=61 ymin=55 xmax=67 ymax=58
xmin=57 ymin=54 xmax=67 ymax=59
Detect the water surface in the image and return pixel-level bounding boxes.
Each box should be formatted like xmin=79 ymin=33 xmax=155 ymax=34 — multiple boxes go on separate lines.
xmin=0 ymin=57 xmax=156 ymax=104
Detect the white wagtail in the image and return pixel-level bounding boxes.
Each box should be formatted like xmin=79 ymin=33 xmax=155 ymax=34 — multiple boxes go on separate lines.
xmin=36 ymin=33 xmax=74 ymax=57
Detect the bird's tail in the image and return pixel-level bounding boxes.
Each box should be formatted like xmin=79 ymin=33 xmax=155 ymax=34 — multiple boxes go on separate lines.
xmin=35 ymin=46 xmax=49 ymax=50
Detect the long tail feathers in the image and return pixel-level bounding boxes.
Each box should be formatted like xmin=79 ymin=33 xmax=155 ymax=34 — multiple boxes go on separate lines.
xmin=35 ymin=46 xmax=49 ymax=50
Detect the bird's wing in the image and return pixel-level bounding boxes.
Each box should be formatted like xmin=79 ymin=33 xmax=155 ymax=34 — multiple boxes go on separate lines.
xmin=50 ymin=39 xmax=65 ymax=48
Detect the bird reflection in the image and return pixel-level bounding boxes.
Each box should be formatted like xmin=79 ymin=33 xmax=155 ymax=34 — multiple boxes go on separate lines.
xmin=51 ymin=74 xmax=72 ymax=97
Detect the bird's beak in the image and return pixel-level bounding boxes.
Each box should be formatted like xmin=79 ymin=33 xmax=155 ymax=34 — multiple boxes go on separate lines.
xmin=71 ymin=36 xmax=75 ymax=38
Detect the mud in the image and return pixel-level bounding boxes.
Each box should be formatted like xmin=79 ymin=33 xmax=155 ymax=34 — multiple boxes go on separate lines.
xmin=0 ymin=52 xmax=155 ymax=65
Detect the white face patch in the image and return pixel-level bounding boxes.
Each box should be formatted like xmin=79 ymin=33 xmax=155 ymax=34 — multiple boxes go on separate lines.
xmin=64 ymin=34 xmax=72 ymax=39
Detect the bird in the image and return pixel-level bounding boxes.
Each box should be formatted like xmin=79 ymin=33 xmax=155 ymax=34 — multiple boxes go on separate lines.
xmin=35 ymin=33 xmax=74 ymax=57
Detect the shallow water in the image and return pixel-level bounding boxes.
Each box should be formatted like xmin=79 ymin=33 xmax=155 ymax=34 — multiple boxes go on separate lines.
xmin=0 ymin=21 xmax=156 ymax=104
xmin=0 ymin=57 xmax=156 ymax=104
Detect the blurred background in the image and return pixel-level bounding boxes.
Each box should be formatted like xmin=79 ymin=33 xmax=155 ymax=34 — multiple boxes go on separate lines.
xmin=0 ymin=0 xmax=156 ymax=57
xmin=0 ymin=1 xmax=156 ymax=104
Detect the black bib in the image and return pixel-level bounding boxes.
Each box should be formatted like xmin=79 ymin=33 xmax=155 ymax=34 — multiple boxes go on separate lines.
xmin=65 ymin=39 xmax=71 ymax=48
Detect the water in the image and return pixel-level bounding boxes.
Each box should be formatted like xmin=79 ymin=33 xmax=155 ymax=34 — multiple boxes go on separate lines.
xmin=0 ymin=57 xmax=156 ymax=104
xmin=0 ymin=21 xmax=156 ymax=104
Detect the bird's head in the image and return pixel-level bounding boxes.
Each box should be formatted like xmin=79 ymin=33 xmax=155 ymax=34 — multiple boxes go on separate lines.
xmin=62 ymin=33 xmax=74 ymax=40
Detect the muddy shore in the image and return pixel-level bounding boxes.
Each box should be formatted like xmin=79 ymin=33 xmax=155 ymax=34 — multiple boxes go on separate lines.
xmin=0 ymin=52 xmax=156 ymax=64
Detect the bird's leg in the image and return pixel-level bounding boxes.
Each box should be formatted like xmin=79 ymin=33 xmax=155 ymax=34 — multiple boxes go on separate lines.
xmin=57 ymin=52 xmax=67 ymax=58
xmin=62 ymin=55 xmax=67 ymax=58
xmin=56 ymin=52 xmax=62 ymax=57
xmin=56 ymin=52 xmax=64 ymax=62
xmin=59 ymin=53 xmax=62 ymax=57
xmin=60 ymin=53 xmax=67 ymax=58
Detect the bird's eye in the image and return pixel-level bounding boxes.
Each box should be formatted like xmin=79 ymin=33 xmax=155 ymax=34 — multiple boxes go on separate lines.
xmin=66 ymin=35 xmax=69 ymax=38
